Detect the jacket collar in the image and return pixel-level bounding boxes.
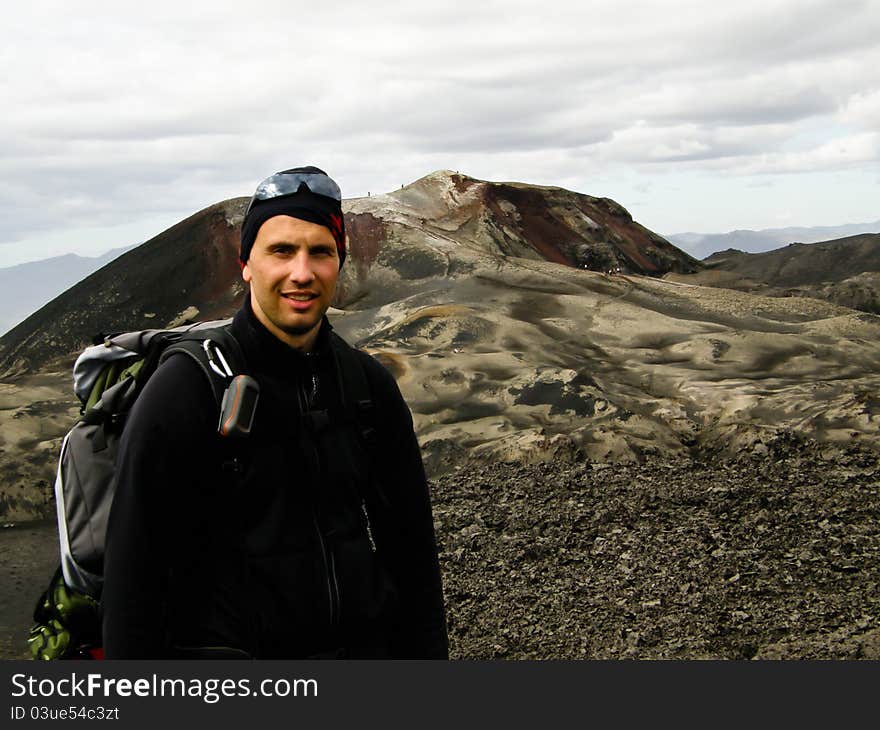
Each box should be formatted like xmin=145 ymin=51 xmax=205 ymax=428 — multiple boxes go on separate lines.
xmin=231 ymin=296 xmax=334 ymax=377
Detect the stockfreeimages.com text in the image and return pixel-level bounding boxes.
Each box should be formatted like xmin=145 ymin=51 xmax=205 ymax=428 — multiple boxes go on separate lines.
xmin=10 ymin=673 xmax=317 ymax=705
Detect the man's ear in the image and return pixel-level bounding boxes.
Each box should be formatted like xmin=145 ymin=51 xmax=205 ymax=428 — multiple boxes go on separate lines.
xmin=241 ymin=261 xmax=252 ymax=283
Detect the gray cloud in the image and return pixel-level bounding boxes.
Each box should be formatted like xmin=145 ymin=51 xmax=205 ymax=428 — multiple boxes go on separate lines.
xmin=2 ymin=0 xmax=879 ymax=262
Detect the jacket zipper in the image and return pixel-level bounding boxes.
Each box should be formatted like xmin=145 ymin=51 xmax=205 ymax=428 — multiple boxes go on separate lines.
xmin=361 ymin=500 xmax=377 ymax=552
xmin=298 ymin=367 xmax=339 ymax=627
xmin=312 ymin=507 xmax=339 ymax=626
xmin=328 ymin=549 xmax=341 ymax=623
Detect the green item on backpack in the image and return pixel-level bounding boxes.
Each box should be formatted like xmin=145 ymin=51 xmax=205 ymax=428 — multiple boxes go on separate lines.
xmin=83 ymin=357 xmax=144 ymax=412
xmin=28 ymin=619 xmax=72 ymax=661
xmin=29 ymin=568 xmax=100 ymax=660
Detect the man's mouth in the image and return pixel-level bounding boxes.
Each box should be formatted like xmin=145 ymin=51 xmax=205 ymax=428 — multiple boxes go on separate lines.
xmin=281 ymin=291 xmax=319 ymax=311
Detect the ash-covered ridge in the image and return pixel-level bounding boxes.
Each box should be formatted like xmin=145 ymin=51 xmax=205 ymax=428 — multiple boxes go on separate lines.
xmin=337 ymin=171 xmax=699 ymax=310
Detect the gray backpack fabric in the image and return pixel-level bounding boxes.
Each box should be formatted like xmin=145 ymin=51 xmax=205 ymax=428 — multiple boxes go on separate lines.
xmin=54 ymin=320 xmax=242 ymax=597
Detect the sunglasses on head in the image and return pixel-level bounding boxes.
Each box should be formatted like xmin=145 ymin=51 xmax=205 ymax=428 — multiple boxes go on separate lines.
xmin=245 ymin=169 xmax=342 ymax=218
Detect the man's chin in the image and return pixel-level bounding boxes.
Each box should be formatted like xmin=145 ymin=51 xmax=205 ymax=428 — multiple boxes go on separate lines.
xmin=288 ymin=305 xmax=333 ymax=330
xmin=279 ymin=316 xmax=321 ymax=335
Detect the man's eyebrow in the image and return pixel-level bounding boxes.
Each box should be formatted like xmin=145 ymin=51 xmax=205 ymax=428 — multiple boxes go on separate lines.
xmin=266 ymin=239 xmax=334 ymax=250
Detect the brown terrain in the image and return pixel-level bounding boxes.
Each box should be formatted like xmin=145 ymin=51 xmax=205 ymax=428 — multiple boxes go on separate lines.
xmin=666 ymin=233 xmax=880 ymax=314
xmin=1 ymin=171 xmax=879 ymax=659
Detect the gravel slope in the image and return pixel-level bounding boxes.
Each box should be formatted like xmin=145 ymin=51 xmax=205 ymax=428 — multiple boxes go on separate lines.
xmin=2 ymin=441 xmax=878 ymax=660
xmin=434 ymin=440 xmax=880 ymax=659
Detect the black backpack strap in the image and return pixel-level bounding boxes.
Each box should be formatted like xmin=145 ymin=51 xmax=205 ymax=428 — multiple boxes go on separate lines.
xmin=328 ymin=332 xmax=377 ymax=445
xmin=194 ymin=326 xmax=247 ymax=375
xmin=159 ymin=326 xmax=246 ymax=407
xmin=160 ymin=325 xmax=252 ymax=474
xmin=326 ymin=333 xmax=389 ymax=511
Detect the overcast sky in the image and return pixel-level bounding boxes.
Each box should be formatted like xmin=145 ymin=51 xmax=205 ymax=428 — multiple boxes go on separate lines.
xmin=2 ymin=0 xmax=879 ymax=266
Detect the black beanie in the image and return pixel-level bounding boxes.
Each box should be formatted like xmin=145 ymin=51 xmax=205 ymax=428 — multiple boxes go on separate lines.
xmin=240 ymin=168 xmax=346 ymax=267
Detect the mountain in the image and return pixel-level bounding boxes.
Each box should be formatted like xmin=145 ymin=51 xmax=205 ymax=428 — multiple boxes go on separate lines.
xmin=665 ymin=233 xmax=880 ymax=314
xmin=2 ymin=170 xmax=880 ymax=523
xmin=667 ymin=221 xmax=880 ymax=259
xmin=0 ymin=247 xmax=135 ymax=336
xmin=336 ymin=170 xmax=701 ymax=308
xmin=0 ymin=171 xmax=700 ymax=376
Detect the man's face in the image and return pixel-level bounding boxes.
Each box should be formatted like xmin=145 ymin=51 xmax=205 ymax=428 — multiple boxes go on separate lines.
xmin=242 ymin=215 xmax=340 ymax=351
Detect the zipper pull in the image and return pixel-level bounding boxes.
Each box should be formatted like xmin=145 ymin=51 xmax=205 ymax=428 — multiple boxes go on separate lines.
xmin=361 ymin=500 xmax=377 ymax=552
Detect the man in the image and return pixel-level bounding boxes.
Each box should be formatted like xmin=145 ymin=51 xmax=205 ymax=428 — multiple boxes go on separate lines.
xmin=102 ymin=166 xmax=449 ymax=659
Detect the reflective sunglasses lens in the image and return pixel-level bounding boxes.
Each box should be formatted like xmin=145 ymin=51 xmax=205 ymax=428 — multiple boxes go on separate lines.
xmin=256 ymin=173 xmax=341 ymax=201
xmin=244 ymin=172 xmax=341 ymax=218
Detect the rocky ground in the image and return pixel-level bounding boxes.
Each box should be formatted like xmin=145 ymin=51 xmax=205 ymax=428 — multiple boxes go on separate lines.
xmin=433 ymin=437 xmax=880 ymax=659
xmin=2 ymin=438 xmax=878 ymax=660
xmin=0 ymin=519 xmax=58 ymax=660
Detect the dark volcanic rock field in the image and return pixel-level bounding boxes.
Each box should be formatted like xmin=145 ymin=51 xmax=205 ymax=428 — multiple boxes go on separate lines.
xmin=434 ymin=440 xmax=880 ymax=660
xmin=1 ymin=439 xmax=879 ymax=659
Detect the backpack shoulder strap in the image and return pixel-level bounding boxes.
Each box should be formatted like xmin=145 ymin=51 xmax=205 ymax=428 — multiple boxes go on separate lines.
xmin=328 ymin=332 xmax=377 ymax=443
xmin=159 ymin=325 xmax=246 ymax=407
xmin=327 ymin=333 xmax=390 ymax=510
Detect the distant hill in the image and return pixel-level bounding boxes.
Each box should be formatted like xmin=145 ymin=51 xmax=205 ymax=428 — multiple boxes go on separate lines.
xmin=0 ymin=247 xmax=135 ymax=336
xmin=666 ymin=233 xmax=880 ymax=314
xmin=0 ymin=201 xmax=246 ymax=375
xmin=667 ymin=221 xmax=880 ymax=259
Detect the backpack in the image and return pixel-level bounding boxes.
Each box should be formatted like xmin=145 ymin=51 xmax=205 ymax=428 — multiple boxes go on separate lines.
xmin=29 ymin=318 xmax=380 ymax=660
xmin=29 ymin=320 xmax=247 ymax=659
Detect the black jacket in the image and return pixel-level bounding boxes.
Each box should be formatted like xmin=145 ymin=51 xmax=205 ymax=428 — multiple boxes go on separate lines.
xmin=102 ymin=300 xmax=448 ymax=659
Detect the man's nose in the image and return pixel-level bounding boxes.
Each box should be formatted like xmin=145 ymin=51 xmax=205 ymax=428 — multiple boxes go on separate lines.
xmin=287 ymin=251 xmax=315 ymax=284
